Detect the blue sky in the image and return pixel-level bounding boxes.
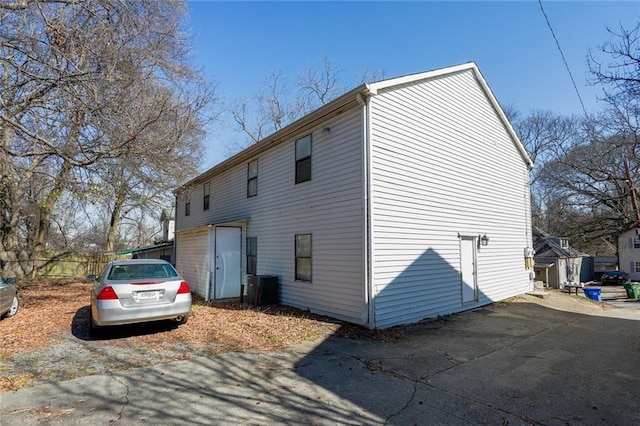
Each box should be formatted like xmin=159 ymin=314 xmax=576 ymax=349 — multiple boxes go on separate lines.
xmin=187 ymin=1 xmax=639 ymax=169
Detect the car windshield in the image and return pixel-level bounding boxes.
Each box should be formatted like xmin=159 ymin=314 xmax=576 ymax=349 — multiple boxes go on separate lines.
xmin=107 ymin=264 xmax=179 ymax=280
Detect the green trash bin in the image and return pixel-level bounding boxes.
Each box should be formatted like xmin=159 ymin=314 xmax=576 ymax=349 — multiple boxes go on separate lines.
xmin=623 ymin=282 xmax=640 ymax=299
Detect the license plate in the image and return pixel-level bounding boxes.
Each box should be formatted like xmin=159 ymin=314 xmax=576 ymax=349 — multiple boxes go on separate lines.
xmin=136 ymin=291 xmax=159 ymax=300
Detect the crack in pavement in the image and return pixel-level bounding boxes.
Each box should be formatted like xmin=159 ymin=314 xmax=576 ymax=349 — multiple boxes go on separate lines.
xmin=350 ymin=331 xmax=558 ymax=426
xmin=355 ymin=355 xmax=543 ymax=425
xmin=385 ymin=382 xmax=417 ymax=425
xmin=108 ymin=372 xmax=130 ymax=423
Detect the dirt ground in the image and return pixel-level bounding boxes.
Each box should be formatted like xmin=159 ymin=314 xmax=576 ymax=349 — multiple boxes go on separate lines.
xmin=0 ymin=279 xmax=397 ymax=392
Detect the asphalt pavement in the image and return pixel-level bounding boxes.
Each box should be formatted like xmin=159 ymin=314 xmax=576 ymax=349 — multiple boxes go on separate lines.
xmin=2 ymin=290 xmax=640 ymax=425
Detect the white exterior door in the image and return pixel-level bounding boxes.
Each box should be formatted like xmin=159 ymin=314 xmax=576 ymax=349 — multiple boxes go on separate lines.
xmin=460 ymin=236 xmax=477 ymax=304
xmin=214 ymin=227 xmax=242 ymax=299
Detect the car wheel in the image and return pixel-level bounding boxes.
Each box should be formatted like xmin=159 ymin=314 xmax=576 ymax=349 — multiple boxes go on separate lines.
xmin=5 ymin=295 xmax=19 ymax=318
xmin=176 ymin=315 xmax=188 ymax=325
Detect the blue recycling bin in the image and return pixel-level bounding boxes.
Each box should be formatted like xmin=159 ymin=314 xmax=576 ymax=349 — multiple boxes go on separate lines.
xmin=583 ymin=287 xmax=602 ymax=302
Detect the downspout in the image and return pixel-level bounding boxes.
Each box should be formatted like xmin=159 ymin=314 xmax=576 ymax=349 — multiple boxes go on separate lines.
xmin=524 ymin=168 xmax=533 ymax=288
xmin=173 ymin=194 xmax=178 ymax=266
xmin=357 ymin=91 xmax=375 ymax=329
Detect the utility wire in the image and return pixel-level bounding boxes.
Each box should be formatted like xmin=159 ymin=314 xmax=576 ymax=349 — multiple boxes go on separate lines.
xmin=538 ymin=0 xmax=589 ymax=118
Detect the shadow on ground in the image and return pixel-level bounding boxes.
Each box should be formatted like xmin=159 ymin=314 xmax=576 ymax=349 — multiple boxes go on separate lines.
xmin=71 ymin=306 xmax=179 ymax=341
xmin=3 ymin=296 xmax=640 ymax=425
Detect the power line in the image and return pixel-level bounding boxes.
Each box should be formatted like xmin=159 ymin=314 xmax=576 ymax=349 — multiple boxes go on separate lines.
xmin=538 ymin=0 xmax=589 ymax=118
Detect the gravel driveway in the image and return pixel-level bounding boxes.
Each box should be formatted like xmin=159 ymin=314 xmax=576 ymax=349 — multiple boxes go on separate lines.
xmin=0 ymin=279 xmax=388 ymax=392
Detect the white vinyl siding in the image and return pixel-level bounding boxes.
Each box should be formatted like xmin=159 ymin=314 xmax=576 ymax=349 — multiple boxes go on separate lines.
xmin=176 ymin=63 xmax=534 ymax=328
xmin=176 ymin=107 xmax=365 ymax=324
xmin=368 ymin=69 xmax=532 ymax=328
xmin=618 ymin=230 xmax=640 ymax=281
xmin=175 ymin=229 xmax=210 ymax=297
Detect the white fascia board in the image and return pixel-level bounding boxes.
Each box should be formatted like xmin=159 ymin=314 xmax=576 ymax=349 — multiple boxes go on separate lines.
xmin=367 ymin=62 xmax=477 ymax=93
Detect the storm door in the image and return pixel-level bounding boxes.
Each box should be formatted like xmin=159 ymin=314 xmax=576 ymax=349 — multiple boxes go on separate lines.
xmin=214 ymin=227 xmax=242 ymax=299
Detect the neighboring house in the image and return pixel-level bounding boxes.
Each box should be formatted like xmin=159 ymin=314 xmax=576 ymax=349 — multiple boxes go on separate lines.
xmin=532 ymin=226 xmax=591 ymax=288
xmin=617 ymin=228 xmax=640 ymax=280
xmin=129 ymin=209 xmax=176 ymax=264
xmin=174 ymin=62 xmax=534 ymax=328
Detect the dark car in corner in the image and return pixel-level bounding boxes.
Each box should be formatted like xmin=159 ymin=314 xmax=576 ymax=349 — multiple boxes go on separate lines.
xmin=0 ymin=276 xmax=19 ymax=319
xmin=600 ymin=270 xmax=629 ymax=285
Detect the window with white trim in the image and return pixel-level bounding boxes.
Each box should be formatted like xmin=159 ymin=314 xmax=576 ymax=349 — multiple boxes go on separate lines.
xmin=633 ymin=237 xmax=640 ymax=249
xmin=203 ymin=182 xmax=210 ymax=211
xmin=247 ymin=160 xmax=258 ymax=197
xmin=295 ymin=134 xmax=312 ymax=184
xmin=295 ymin=234 xmax=312 ymax=281
xmin=635 ymin=262 xmax=640 ymax=273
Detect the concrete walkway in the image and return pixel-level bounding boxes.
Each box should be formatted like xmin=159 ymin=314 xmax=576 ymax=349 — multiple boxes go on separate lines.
xmin=2 ymin=292 xmax=640 ymax=425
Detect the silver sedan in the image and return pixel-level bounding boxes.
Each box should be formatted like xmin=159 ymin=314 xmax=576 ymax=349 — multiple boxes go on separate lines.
xmin=88 ymin=259 xmax=192 ymax=337
xmin=0 ymin=276 xmax=18 ymax=320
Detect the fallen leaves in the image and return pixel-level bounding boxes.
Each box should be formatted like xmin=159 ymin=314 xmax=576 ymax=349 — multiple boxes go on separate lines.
xmin=0 ymin=278 xmax=345 ymax=357
xmin=0 ymin=278 xmax=401 ymax=392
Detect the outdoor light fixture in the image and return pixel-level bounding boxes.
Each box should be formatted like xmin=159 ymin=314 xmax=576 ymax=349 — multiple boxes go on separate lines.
xmin=479 ymin=235 xmax=489 ymax=246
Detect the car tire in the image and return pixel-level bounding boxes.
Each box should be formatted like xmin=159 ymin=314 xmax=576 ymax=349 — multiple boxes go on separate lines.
xmin=89 ymin=318 xmax=103 ymax=338
xmin=5 ymin=295 xmax=19 ymax=318
xmin=176 ymin=315 xmax=188 ymax=325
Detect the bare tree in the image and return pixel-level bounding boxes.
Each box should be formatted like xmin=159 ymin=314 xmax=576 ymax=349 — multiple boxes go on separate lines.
xmin=231 ymin=71 xmax=297 ymax=146
xmin=588 ymin=20 xmax=640 ymax=147
xmin=507 ymin=19 xmax=639 ymax=254
xmin=296 ymin=55 xmax=344 ymax=114
xmin=0 ymin=0 xmax=214 ymax=274
xmin=228 ymin=57 xmax=384 ymax=152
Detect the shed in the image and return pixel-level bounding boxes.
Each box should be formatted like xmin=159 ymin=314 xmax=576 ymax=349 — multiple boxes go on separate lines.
xmin=130 ymin=241 xmax=175 ymax=264
xmin=174 ymin=62 xmax=534 ymax=328
xmin=532 ymin=226 xmax=591 ymax=287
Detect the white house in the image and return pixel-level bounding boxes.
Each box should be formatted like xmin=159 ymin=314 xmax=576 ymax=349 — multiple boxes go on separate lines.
xmin=174 ymin=62 xmax=535 ymax=329
xmin=618 ymin=228 xmax=640 ymax=280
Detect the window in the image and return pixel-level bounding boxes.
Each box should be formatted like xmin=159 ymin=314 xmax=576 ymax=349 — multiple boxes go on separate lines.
xmin=203 ymin=182 xmax=210 ymax=210
xmin=560 ymin=239 xmax=569 ymax=249
xmin=633 ymin=237 xmax=640 ymax=249
xmin=295 ymin=134 xmax=312 ymax=184
xmin=247 ymin=237 xmax=257 ymax=275
xmin=184 ymin=193 xmax=191 ymax=217
xmin=247 ymin=160 xmax=258 ymax=197
xmin=635 ymin=262 xmax=640 ymax=273
xmin=295 ymin=233 xmax=312 ymax=281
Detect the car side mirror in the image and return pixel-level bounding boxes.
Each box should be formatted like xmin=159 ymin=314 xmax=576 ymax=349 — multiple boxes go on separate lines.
xmin=86 ymin=274 xmax=97 ymax=282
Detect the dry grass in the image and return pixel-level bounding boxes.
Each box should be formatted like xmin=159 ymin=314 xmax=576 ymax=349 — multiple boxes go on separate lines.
xmin=0 ymin=278 xmax=400 ymax=391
